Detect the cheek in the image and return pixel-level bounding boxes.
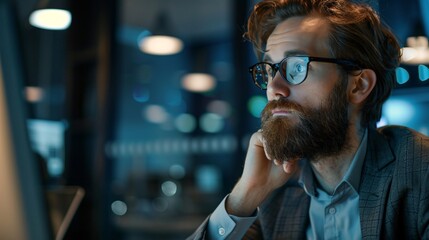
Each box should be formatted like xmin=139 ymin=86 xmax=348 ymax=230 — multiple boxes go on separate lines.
xmin=300 ymin=74 xmax=342 ymax=103
xmin=307 ymin=64 xmax=341 ymax=86
xmin=293 ymin=87 xmax=327 ymax=107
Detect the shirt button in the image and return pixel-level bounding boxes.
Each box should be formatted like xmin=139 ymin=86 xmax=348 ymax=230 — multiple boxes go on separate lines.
xmin=329 ymin=207 xmax=336 ymax=214
xmin=218 ymin=227 xmax=226 ymax=236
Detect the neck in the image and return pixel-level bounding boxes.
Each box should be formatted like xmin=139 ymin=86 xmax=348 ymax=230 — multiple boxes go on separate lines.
xmin=310 ymin=124 xmax=365 ymax=195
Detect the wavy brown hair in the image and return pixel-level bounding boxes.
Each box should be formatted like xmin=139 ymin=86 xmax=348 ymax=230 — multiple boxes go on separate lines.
xmin=245 ymin=0 xmax=401 ymax=128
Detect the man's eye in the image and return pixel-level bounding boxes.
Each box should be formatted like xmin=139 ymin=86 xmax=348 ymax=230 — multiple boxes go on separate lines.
xmin=289 ymin=62 xmax=306 ymax=77
xmin=294 ymin=63 xmax=306 ymax=73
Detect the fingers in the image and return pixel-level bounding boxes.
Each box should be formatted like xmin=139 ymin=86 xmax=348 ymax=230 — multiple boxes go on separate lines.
xmin=274 ymin=159 xmax=298 ymax=174
xmin=273 ymin=159 xmax=281 ymax=165
xmin=282 ymin=160 xmax=298 ymax=174
xmin=254 ymin=129 xmax=273 ymax=161
xmin=254 ymin=129 xmax=299 ymax=174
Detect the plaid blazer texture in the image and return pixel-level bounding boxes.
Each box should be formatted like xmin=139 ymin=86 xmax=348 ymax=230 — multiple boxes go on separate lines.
xmin=188 ymin=126 xmax=429 ymax=240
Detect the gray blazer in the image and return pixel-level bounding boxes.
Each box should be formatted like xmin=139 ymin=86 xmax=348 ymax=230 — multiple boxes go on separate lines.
xmin=188 ymin=126 xmax=429 ymax=239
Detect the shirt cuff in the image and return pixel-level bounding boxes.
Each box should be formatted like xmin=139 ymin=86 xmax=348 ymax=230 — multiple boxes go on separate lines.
xmin=207 ymin=195 xmax=258 ymax=239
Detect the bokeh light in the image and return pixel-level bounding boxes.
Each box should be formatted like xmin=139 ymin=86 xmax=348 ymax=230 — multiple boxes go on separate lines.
xmin=111 ymin=200 xmax=128 ymax=216
xmin=200 ymin=113 xmax=224 ymax=133
xmin=195 ymin=165 xmax=221 ymax=193
xmin=207 ymin=100 xmax=231 ymax=118
xmin=181 ymin=73 xmax=216 ymax=92
xmin=143 ymin=105 xmax=169 ymax=124
xmin=25 ymin=86 xmax=44 ymax=103
xmin=419 ymin=65 xmax=429 ymax=81
xmin=132 ymin=86 xmax=150 ymax=103
xmin=248 ymin=95 xmax=267 ymax=118
xmin=395 ymin=67 xmax=409 ymax=84
xmin=139 ymin=35 xmax=184 ymax=55
xmin=161 ymin=181 xmax=178 ymax=197
xmin=29 ymin=9 xmax=72 ymax=30
xmin=383 ymin=99 xmax=415 ymax=125
xmin=174 ymin=113 xmax=196 ymax=133
xmin=169 ymin=164 xmax=186 ymax=179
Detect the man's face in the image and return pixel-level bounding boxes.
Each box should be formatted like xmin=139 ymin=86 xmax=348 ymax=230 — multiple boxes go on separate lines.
xmin=260 ymin=14 xmax=352 ymax=161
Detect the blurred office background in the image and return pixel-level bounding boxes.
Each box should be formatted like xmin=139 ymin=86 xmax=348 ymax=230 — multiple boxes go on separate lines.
xmin=6 ymin=0 xmax=429 ymax=239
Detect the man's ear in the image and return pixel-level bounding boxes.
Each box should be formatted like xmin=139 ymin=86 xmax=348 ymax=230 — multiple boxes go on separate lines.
xmin=348 ymin=69 xmax=376 ymax=105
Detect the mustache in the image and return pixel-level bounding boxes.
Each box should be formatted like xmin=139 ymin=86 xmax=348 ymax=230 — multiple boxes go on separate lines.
xmin=261 ymin=98 xmax=305 ymax=118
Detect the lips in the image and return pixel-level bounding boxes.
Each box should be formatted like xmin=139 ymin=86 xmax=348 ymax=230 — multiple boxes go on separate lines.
xmin=261 ymin=98 xmax=304 ymax=121
xmin=272 ymin=108 xmax=294 ymax=117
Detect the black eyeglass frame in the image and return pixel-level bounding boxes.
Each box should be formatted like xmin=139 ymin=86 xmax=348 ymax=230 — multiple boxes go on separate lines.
xmin=249 ymin=56 xmax=361 ymax=90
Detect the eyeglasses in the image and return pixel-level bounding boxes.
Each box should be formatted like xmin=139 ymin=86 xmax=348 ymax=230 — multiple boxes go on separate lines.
xmin=249 ymin=56 xmax=360 ymax=90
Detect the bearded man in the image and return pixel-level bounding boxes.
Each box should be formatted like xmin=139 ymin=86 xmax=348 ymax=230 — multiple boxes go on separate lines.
xmin=188 ymin=0 xmax=429 ymax=239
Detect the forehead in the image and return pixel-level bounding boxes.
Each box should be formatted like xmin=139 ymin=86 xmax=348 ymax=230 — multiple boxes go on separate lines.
xmin=265 ymin=14 xmax=331 ymax=61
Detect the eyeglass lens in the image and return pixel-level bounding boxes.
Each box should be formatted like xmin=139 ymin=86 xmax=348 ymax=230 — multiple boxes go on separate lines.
xmin=251 ymin=56 xmax=310 ymax=89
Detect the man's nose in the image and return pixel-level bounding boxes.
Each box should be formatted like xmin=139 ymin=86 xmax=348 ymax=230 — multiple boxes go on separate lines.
xmin=266 ymin=72 xmax=291 ymax=100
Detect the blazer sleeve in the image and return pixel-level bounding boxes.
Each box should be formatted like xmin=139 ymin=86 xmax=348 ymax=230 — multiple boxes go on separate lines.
xmin=419 ymin=165 xmax=429 ymax=238
xmin=186 ymin=216 xmax=210 ymax=240
xmin=243 ymin=219 xmax=264 ymax=239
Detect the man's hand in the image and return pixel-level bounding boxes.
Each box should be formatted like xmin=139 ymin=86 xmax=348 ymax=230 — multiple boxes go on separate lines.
xmin=226 ymin=130 xmax=299 ymax=217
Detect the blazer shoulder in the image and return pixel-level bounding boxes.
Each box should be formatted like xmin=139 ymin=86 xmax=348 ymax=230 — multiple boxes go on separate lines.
xmin=377 ymin=125 xmax=429 ymax=150
xmin=377 ymin=125 xmax=428 ymax=138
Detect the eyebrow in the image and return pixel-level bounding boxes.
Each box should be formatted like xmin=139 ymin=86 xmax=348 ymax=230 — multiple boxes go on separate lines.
xmin=284 ymin=50 xmax=309 ymax=57
xmin=262 ymin=50 xmax=309 ymax=62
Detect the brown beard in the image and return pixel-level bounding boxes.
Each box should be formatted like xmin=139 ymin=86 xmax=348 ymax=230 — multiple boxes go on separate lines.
xmin=260 ymin=78 xmax=350 ymax=162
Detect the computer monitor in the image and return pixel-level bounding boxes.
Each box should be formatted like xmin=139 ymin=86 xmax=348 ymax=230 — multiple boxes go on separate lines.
xmin=0 ymin=1 xmax=54 ymax=239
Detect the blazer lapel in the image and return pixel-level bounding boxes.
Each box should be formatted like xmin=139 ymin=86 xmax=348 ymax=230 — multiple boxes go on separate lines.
xmin=359 ymin=128 xmax=395 ymax=239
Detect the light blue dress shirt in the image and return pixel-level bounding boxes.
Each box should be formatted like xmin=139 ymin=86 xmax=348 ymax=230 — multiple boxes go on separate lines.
xmin=300 ymin=129 xmax=367 ymax=239
xmin=207 ymin=130 xmax=368 ymax=240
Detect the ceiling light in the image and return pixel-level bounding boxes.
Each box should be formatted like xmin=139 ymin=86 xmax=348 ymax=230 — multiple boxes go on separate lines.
xmin=29 ymin=9 xmax=71 ymax=30
xmin=139 ymin=35 xmax=183 ymax=55
xmin=181 ymin=73 xmax=216 ymax=92
xmin=29 ymin=0 xmax=71 ymax=30
xmin=138 ymin=11 xmax=183 ymax=55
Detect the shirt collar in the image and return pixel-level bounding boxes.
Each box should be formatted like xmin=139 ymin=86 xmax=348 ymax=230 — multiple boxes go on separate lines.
xmin=299 ymin=160 xmax=316 ymax=196
xmin=298 ymin=128 xmax=368 ymax=196
xmin=343 ymin=128 xmax=368 ymax=192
